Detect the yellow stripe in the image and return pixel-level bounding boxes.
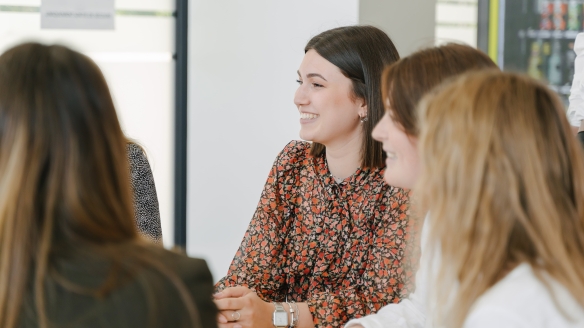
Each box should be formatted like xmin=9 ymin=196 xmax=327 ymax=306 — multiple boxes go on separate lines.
xmin=488 ymin=0 xmax=499 ymax=64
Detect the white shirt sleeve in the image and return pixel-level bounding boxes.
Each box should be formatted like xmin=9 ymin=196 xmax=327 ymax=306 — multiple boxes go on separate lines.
xmin=345 ymin=217 xmax=430 ymax=328
xmin=463 ymin=307 xmax=531 ymax=328
xmin=567 ymin=33 xmax=584 ymax=127
xmin=344 ymin=289 xmax=426 ymax=328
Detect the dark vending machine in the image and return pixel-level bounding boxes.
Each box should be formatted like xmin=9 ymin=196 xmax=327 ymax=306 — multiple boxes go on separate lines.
xmin=478 ymin=0 xmax=583 ymax=106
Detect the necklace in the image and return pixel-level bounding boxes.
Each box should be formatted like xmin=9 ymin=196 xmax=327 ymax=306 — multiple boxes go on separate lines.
xmin=331 ymin=169 xmax=362 ymax=184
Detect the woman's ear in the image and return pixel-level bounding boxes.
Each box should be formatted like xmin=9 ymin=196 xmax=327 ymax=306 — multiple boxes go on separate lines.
xmin=358 ymin=100 xmax=368 ymax=118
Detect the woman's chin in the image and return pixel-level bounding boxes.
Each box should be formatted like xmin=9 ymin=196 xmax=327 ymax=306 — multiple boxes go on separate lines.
xmin=298 ymin=131 xmax=315 ymax=142
xmin=383 ymin=172 xmax=404 ymax=189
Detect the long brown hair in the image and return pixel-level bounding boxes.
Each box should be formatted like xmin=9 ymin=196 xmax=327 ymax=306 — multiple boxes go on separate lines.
xmin=0 ymin=43 xmax=200 ymax=328
xmin=305 ymin=25 xmax=400 ymax=168
xmin=382 ymin=43 xmax=496 ymax=136
xmin=417 ymin=70 xmax=584 ymax=328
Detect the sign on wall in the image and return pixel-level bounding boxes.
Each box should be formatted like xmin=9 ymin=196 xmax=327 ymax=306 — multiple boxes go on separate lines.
xmin=41 ymin=0 xmax=115 ymax=30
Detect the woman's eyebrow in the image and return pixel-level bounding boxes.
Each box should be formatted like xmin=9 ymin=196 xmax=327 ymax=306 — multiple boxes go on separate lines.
xmin=297 ymin=70 xmax=328 ymax=81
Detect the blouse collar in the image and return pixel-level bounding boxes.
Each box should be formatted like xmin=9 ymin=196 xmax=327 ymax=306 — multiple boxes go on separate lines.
xmin=314 ymin=155 xmax=383 ymax=189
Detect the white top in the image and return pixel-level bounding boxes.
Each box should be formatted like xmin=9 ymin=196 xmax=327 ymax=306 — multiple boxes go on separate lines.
xmin=567 ymin=33 xmax=584 ymax=127
xmin=345 ymin=216 xmax=584 ymax=328
xmin=464 ymin=263 xmax=584 ymax=328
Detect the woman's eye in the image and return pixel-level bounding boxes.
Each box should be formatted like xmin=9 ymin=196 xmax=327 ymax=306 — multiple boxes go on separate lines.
xmin=312 ymin=83 xmax=323 ymax=88
xmin=296 ymin=80 xmax=303 ymax=85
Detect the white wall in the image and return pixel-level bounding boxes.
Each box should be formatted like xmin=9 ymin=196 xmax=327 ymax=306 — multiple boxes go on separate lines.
xmin=359 ymin=0 xmax=436 ymax=56
xmin=187 ymin=0 xmax=359 ymax=281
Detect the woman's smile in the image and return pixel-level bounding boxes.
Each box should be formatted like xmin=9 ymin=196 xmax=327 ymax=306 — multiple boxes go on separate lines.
xmin=299 ymin=112 xmax=319 ymax=123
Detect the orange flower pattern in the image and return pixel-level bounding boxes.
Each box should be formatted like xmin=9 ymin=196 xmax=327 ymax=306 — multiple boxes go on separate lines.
xmin=216 ymin=141 xmax=415 ymax=327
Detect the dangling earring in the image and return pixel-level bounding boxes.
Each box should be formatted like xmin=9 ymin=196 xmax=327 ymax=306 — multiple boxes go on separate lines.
xmin=359 ymin=114 xmax=368 ymax=123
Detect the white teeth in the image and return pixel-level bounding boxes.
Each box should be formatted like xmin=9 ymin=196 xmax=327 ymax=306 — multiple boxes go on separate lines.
xmin=300 ymin=113 xmax=319 ymax=120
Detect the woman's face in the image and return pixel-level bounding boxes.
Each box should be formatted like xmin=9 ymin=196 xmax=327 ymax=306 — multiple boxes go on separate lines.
xmin=294 ymin=49 xmax=366 ymax=147
xmin=372 ymin=108 xmax=420 ymax=189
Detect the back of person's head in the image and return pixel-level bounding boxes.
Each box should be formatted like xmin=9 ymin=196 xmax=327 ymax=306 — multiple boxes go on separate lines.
xmin=0 ymin=43 xmax=136 ymax=241
xmin=305 ymin=25 xmax=400 ymax=168
xmin=0 ymin=41 xmax=137 ymax=327
xmin=417 ymin=70 xmax=584 ymax=328
xmin=0 ymin=43 xmax=201 ymax=328
xmin=382 ymin=43 xmax=497 ymax=136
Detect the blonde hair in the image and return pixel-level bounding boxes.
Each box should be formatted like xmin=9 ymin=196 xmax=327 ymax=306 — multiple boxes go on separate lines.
xmin=0 ymin=43 xmax=201 ymax=327
xmin=417 ymin=70 xmax=584 ymax=328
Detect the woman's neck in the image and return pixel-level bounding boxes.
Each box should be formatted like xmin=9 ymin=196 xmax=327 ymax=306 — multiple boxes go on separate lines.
xmin=324 ymin=132 xmax=363 ymax=181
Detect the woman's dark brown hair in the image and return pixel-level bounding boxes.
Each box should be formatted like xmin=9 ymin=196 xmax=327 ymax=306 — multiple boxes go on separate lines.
xmin=0 ymin=43 xmax=200 ymax=328
xmin=305 ymin=25 xmax=400 ymax=168
xmin=382 ymin=43 xmax=498 ymax=136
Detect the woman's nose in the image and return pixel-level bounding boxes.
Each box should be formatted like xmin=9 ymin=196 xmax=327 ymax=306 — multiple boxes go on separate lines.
xmin=294 ymin=84 xmax=308 ymax=108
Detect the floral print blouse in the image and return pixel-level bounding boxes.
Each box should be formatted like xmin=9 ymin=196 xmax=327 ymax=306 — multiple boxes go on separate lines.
xmin=216 ymin=141 xmax=415 ymax=327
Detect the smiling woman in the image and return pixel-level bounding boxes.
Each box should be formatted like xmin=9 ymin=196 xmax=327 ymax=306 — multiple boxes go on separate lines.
xmin=295 ymin=49 xmax=368 ymax=168
xmin=214 ymin=25 xmax=416 ymax=328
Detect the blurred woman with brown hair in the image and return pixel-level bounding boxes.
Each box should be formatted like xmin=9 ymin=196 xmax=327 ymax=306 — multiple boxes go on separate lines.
xmin=416 ymin=70 xmax=584 ymax=328
xmin=0 ymin=42 xmax=217 ymax=328
xmin=346 ymin=43 xmax=497 ymax=328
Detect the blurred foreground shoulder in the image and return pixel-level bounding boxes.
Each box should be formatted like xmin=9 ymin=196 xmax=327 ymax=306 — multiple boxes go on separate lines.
xmin=154 ymin=248 xmax=218 ymax=328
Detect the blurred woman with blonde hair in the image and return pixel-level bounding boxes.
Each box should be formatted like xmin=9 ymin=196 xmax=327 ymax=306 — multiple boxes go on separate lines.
xmin=0 ymin=42 xmax=217 ymax=328
xmin=417 ymin=70 xmax=584 ymax=327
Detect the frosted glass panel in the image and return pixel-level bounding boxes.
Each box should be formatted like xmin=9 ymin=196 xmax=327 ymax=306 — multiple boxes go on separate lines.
xmin=99 ymin=61 xmax=175 ymax=249
xmin=0 ymin=0 xmax=173 ymax=11
xmin=0 ymin=0 xmax=39 ymax=5
xmin=0 ymin=4 xmax=176 ymax=248
xmin=117 ymin=0 xmax=174 ymax=11
xmin=0 ymin=14 xmax=173 ymax=53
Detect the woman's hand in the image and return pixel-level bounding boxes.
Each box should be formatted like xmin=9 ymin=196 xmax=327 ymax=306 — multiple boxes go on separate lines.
xmin=214 ymin=286 xmax=274 ymax=328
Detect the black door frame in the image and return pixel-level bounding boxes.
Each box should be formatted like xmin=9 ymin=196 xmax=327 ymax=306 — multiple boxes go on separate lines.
xmin=174 ymin=0 xmax=188 ymax=248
